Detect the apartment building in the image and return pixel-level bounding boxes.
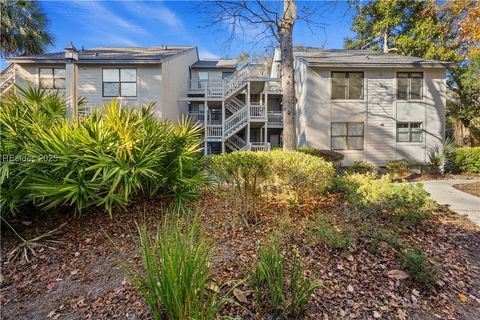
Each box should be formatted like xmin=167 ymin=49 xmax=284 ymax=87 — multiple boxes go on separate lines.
xmin=1 ymin=44 xmax=448 ymax=164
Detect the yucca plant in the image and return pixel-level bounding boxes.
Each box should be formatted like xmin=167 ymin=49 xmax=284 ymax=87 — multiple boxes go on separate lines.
xmin=119 ymin=216 xmax=220 ymax=320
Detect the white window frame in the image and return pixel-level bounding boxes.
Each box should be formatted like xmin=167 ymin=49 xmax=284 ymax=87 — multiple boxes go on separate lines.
xmin=39 ymin=68 xmax=66 ymax=89
xmin=331 ymin=122 xmax=365 ymax=150
xmin=396 ymin=122 xmax=423 ymax=143
xmin=102 ymin=68 xmax=137 ymax=98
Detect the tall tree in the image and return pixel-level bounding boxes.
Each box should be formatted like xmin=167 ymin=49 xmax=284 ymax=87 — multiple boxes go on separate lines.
xmin=0 ymin=0 xmax=54 ymax=57
xmin=202 ymin=0 xmax=322 ymax=151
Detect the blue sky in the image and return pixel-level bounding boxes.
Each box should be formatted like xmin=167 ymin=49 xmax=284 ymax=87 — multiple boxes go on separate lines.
xmin=1 ymin=0 xmax=355 ymax=69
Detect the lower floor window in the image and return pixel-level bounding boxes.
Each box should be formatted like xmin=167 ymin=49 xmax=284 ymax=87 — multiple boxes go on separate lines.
xmin=331 ymin=122 xmax=364 ymax=150
xmin=396 ymin=122 xmax=423 ymax=142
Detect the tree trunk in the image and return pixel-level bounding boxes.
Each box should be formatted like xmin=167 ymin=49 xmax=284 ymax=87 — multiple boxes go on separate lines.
xmin=280 ymin=0 xmax=297 ymax=151
xmin=383 ymin=31 xmax=389 ymax=53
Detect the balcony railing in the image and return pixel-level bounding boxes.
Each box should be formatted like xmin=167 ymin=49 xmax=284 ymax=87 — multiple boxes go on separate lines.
xmin=267 ymin=80 xmax=282 ymax=92
xmin=206 ymin=124 xmax=223 ymax=139
xmin=250 ymin=104 xmax=266 ymax=119
xmin=189 ymin=79 xmax=223 ymax=97
xmin=267 ymin=111 xmax=283 ymax=124
xmin=250 ymin=142 xmax=271 ymax=152
xmin=188 ymin=111 xmax=205 ymax=123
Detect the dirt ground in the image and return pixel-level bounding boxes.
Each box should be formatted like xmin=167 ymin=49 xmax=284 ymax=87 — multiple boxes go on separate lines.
xmin=453 ymin=181 xmax=480 ymax=197
xmin=1 ymin=192 xmax=480 ymax=319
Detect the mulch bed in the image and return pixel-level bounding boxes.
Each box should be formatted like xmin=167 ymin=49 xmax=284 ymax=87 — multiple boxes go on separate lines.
xmin=453 ymin=181 xmax=480 ymax=197
xmin=1 ymin=192 xmax=480 ymax=319
xmin=407 ymin=172 xmax=480 ymax=182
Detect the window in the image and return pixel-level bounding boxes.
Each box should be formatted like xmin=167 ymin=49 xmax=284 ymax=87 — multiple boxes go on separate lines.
xmin=102 ymin=68 xmax=137 ymax=97
xmin=397 ymin=72 xmax=423 ymax=100
xmin=198 ymin=72 xmax=208 ymax=89
xmin=331 ymin=122 xmax=364 ymax=150
xmin=39 ymin=68 xmax=66 ymax=89
xmin=396 ymin=122 xmax=423 ymax=142
xmin=222 ymin=72 xmax=233 ymax=79
xmin=331 ymin=72 xmax=364 ymax=100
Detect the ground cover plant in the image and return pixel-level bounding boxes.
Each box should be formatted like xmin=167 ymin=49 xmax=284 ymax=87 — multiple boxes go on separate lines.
xmin=0 ymin=88 xmax=204 ymax=217
xmin=455 ymin=147 xmax=480 ymax=173
xmin=117 ymin=215 xmax=222 ymax=320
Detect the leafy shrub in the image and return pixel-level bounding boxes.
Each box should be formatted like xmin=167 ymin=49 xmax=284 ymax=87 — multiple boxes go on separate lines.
xmin=400 ymin=247 xmax=437 ymax=288
xmin=296 ymin=147 xmax=344 ymax=164
xmin=385 ymin=159 xmax=412 ymax=178
xmin=205 ymin=151 xmax=334 ymax=224
xmin=342 ymin=174 xmax=432 ymax=226
xmin=455 ymin=147 xmax=480 ymax=173
xmin=345 ymin=160 xmax=376 ymax=174
xmin=120 ymin=217 xmax=220 ymax=320
xmin=427 ymin=138 xmax=456 ymax=174
xmin=252 ymin=240 xmax=319 ymax=318
xmin=205 ymin=151 xmax=271 ymax=225
xmin=0 ymin=93 xmax=204 ymax=217
xmin=269 ymin=151 xmax=335 ymax=196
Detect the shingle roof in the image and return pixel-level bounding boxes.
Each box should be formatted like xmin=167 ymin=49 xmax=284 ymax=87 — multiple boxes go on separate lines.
xmin=7 ymin=45 xmax=196 ymax=64
xmin=191 ymin=59 xmax=237 ymax=69
xmin=294 ymin=48 xmax=449 ymax=68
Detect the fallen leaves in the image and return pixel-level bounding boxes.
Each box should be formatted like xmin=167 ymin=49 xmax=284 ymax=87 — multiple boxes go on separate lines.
xmin=387 ymin=269 xmax=410 ymax=280
xmin=233 ymin=288 xmax=248 ymax=304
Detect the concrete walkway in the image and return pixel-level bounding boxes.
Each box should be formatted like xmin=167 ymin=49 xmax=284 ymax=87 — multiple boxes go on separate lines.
xmin=421 ymin=180 xmax=480 ymax=226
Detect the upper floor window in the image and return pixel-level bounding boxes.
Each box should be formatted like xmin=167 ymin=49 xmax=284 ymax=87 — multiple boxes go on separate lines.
xmin=222 ymin=72 xmax=233 ymax=79
xmin=331 ymin=72 xmax=364 ymax=100
xmin=397 ymin=72 xmax=423 ymax=100
xmin=102 ymin=68 xmax=137 ymax=97
xmin=39 ymin=68 xmax=66 ymax=89
xmin=331 ymin=122 xmax=364 ymax=150
xmin=396 ymin=122 xmax=423 ymax=142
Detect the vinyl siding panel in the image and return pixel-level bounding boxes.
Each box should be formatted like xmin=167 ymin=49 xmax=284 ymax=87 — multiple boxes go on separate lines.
xmin=161 ymin=48 xmax=198 ymax=121
xmin=76 ymin=64 xmax=162 ymax=115
xmin=14 ymin=63 xmax=66 ymax=96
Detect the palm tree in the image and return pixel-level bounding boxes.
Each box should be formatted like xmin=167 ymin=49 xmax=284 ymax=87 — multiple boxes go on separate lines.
xmin=0 ymin=0 xmax=54 ymax=57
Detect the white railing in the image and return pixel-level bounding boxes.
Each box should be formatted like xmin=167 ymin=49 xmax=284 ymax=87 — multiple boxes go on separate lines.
xmin=189 ymin=79 xmax=223 ymax=97
xmin=250 ymin=142 xmax=271 ymax=152
xmin=188 ymin=111 xmax=205 ymax=123
xmin=206 ymin=124 xmax=222 ymax=138
xmin=228 ymin=134 xmax=247 ymax=149
xmin=0 ymin=64 xmax=15 ymax=94
xmin=226 ymin=97 xmax=244 ymax=113
xmin=224 ymin=63 xmax=268 ymax=97
xmin=224 ymin=106 xmax=248 ymax=138
xmin=241 ymin=142 xmax=271 ymax=152
xmin=267 ymin=111 xmax=283 ymax=124
xmin=250 ymin=104 xmax=266 ymax=119
xmin=267 ymin=80 xmax=282 ymax=92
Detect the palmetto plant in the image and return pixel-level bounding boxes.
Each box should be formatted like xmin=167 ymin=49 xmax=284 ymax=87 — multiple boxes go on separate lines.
xmin=0 ymin=88 xmax=205 ymax=217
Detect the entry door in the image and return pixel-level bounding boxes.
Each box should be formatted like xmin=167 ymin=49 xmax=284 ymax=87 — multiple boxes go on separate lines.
xmin=198 ymin=72 xmax=208 ymax=89
xmin=270 ymin=134 xmax=280 ymax=147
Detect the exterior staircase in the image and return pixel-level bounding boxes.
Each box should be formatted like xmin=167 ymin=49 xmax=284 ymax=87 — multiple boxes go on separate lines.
xmin=225 ymin=96 xmax=244 ymax=114
xmin=0 ymin=64 xmax=15 ymax=96
xmin=223 ymin=63 xmax=267 ymax=99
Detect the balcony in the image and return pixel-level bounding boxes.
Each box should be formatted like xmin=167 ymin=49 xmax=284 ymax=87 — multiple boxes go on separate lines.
xmin=250 ymin=104 xmax=266 ymax=120
xmin=188 ymin=79 xmax=223 ymax=97
xmin=206 ymin=124 xmax=223 ymax=141
xmin=267 ymin=111 xmax=283 ymax=126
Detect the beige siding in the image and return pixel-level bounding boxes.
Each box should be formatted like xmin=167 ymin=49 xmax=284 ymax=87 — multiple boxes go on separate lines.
xmin=297 ymin=66 xmax=446 ymax=165
xmin=161 ymin=48 xmax=198 ymax=121
xmin=77 ymin=64 xmax=162 ymax=114
xmin=15 ymin=63 xmax=66 ymax=96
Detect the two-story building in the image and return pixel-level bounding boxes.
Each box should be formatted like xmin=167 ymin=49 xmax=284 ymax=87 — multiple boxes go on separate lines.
xmin=0 ymin=44 xmax=448 ymax=164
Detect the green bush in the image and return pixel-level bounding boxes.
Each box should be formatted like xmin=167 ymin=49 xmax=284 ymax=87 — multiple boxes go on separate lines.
xmin=269 ymin=151 xmax=335 ymax=196
xmin=205 ymin=151 xmax=271 ymax=225
xmin=400 ymin=247 xmax=437 ymax=288
xmin=120 ymin=217 xmax=220 ymax=320
xmin=345 ymin=160 xmax=376 ymax=174
xmin=252 ymin=240 xmax=319 ymax=318
xmin=0 ymin=91 xmax=204 ymax=217
xmin=385 ymin=159 xmax=412 ymax=177
xmin=455 ymin=147 xmax=480 ymax=173
xmin=342 ymin=174 xmax=432 ymax=226
xmin=310 ymin=214 xmax=354 ymax=250
xmin=296 ymin=147 xmax=344 ymax=164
